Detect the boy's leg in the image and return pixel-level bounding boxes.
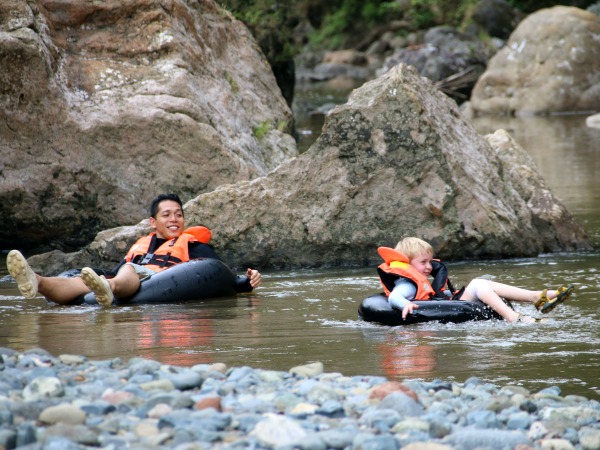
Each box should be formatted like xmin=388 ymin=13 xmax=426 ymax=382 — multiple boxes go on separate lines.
xmin=486 ymin=281 xmax=541 ymax=303
xmin=460 ymin=279 xmax=521 ymax=322
xmin=487 ymin=281 xmax=570 ymax=309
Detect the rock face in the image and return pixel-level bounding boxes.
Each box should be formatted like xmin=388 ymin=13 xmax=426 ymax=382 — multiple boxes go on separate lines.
xmin=377 ymin=26 xmax=493 ymax=102
xmin=469 ymin=6 xmax=600 ymax=115
xmin=0 ymin=0 xmax=296 ymax=252
xmin=469 ymin=0 xmax=520 ymax=40
xmin=29 ymin=63 xmax=591 ymax=274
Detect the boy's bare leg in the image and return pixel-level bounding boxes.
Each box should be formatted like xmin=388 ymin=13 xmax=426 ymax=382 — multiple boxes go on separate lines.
xmin=460 ymin=279 xmax=564 ymax=322
xmin=485 ymin=281 xmax=560 ymax=304
xmin=461 ymin=280 xmax=521 ymax=322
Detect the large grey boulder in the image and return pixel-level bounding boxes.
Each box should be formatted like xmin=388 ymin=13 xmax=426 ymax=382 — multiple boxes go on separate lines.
xmin=377 ymin=26 xmax=494 ymax=103
xmin=469 ymin=6 xmax=600 ymax=115
xmin=28 ymin=63 xmax=591 ymax=274
xmin=0 ymin=0 xmax=296 ymax=252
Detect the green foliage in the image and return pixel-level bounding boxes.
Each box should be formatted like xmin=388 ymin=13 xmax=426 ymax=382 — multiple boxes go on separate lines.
xmin=223 ymin=71 xmax=238 ymax=93
xmin=253 ymin=121 xmax=272 ymax=139
xmin=218 ymin=0 xmax=598 ymax=64
xmin=506 ymin=0 xmax=597 ymax=13
xmin=252 ymin=119 xmax=289 ymax=138
xmin=407 ymin=0 xmax=481 ymax=29
xmin=217 ymin=0 xmax=301 ymax=62
xmin=408 ymin=0 xmax=437 ymax=29
xmin=309 ymin=1 xmax=406 ymax=49
xmin=276 ymin=120 xmax=289 ymax=132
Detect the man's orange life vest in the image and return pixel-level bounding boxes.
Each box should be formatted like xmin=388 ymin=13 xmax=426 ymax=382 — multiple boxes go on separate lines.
xmin=376 ymin=247 xmax=456 ymax=300
xmin=125 ymin=226 xmax=212 ymax=272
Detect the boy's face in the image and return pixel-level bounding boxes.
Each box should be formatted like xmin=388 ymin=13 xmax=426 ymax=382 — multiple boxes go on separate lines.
xmin=410 ymin=251 xmax=433 ymax=276
xmin=150 ymin=200 xmax=185 ymax=240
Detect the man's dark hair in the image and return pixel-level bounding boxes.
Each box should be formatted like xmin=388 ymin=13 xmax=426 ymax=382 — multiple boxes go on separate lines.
xmin=149 ymin=194 xmax=183 ymax=218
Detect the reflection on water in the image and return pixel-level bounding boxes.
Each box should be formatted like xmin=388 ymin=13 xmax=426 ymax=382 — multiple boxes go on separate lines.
xmin=1 ymin=103 xmax=599 ymax=400
xmin=471 ymin=114 xmax=600 ymax=246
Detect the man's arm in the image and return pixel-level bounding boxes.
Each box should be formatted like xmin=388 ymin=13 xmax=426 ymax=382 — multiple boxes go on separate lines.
xmin=188 ymin=242 xmax=222 ymax=260
xmin=188 ymin=243 xmax=262 ymax=292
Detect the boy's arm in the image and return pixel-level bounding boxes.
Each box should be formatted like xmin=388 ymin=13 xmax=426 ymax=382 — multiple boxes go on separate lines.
xmin=388 ymin=280 xmax=420 ymax=319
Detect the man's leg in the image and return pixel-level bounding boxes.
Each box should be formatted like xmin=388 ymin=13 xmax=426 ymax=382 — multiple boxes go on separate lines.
xmin=81 ymin=264 xmax=141 ymax=307
xmin=7 ymin=250 xmax=90 ymax=305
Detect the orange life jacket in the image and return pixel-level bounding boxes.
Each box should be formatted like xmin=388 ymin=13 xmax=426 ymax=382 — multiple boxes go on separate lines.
xmin=125 ymin=226 xmax=212 ymax=272
xmin=376 ymin=247 xmax=455 ymax=300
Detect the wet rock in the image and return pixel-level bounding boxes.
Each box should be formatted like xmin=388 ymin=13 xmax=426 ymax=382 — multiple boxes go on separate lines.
xmin=22 ymin=376 xmax=64 ymax=401
xmin=579 ymin=427 xmax=600 ymax=450
xmin=0 ymin=0 xmax=296 ymax=252
xmin=470 ymin=6 xmax=600 ymax=115
xmin=30 ymin=62 xmax=591 ymax=273
xmin=184 ymin=63 xmax=589 ymax=267
xmin=290 ymin=362 xmax=325 ymax=378
xmin=444 ymin=428 xmax=529 ymax=449
xmin=251 ymin=413 xmax=307 ymax=447
xmin=469 ymin=0 xmax=521 ymax=39
xmin=369 ymin=381 xmax=418 ymax=401
xmin=39 ymin=403 xmax=86 ymax=425
xmin=585 ymin=113 xmax=600 ymax=128
xmin=0 ymin=348 xmax=598 ymax=450
xmin=378 ymin=26 xmax=493 ymax=101
xmin=540 ymin=438 xmax=576 ymax=450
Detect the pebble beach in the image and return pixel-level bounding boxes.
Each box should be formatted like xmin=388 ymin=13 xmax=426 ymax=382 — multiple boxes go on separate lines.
xmin=0 ymin=347 xmax=598 ymax=450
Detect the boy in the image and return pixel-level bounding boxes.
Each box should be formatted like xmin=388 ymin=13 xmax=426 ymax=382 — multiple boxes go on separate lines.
xmin=378 ymin=237 xmax=574 ymax=323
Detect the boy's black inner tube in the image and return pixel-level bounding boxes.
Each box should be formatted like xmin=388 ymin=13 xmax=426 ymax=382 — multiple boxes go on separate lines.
xmin=61 ymin=258 xmax=238 ymax=305
xmin=358 ymin=293 xmax=504 ymax=326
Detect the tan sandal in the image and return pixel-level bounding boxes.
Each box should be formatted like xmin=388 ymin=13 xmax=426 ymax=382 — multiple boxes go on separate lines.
xmin=534 ymin=289 xmax=549 ymax=311
xmin=540 ymin=285 xmax=574 ymax=314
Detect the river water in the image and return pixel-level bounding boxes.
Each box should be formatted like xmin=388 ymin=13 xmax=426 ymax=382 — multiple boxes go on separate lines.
xmin=1 ymin=88 xmax=599 ymax=400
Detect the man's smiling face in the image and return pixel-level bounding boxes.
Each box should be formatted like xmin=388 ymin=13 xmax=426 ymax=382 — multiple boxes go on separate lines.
xmin=150 ymin=200 xmax=184 ymax=240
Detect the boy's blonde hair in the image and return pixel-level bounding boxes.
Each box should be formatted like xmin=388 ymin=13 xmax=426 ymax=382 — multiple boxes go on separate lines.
xmin=394 ymin=237 xmax=433 ymax=260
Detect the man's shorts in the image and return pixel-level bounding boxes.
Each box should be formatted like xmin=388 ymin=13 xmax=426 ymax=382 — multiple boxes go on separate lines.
xmin=125 ymin=263 xmax=157 ymax=281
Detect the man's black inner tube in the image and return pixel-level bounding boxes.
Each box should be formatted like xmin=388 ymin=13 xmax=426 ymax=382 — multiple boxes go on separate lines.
xmin=60 ymin=259 xmax=238 ymax=305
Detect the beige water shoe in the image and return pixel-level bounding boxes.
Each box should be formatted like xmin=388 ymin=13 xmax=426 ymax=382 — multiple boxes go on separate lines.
xmin=81 ymin=267 xmax=114 ymax=307
xmin=6 ymin=250 xmax=39 ymax=298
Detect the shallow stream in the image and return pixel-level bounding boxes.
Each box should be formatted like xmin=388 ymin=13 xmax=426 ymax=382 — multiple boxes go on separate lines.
xmin=1 ymin=91 xmax=599 ymax=400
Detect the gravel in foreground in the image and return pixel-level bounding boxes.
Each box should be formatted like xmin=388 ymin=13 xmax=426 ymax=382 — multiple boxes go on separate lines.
xmin=0 ymin=347 xmax=598 ymax=450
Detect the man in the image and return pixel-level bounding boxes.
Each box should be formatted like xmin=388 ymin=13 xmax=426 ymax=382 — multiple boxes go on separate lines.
xmin=7 ymin=193 xmax=262 ymax=307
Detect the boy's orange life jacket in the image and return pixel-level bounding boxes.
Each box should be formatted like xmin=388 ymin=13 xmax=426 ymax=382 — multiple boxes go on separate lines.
xmin=376 ymin=247 xmax=456 ymax=300
xmin=125 ymin=226 xmax=212 ymax=272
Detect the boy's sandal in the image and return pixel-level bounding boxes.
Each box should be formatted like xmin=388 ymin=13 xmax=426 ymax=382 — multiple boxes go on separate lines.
xmin=534 ymin=289 xmax=549 ymax=311
xmin=540 ymin=285 xmax=575 ymax=314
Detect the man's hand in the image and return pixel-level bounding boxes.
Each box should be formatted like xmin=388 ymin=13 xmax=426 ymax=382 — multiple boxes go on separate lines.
xmin=246 ymin=268 xmax=262 ymax=288
xmin=402 ymin=301 xmax=419 ymax=319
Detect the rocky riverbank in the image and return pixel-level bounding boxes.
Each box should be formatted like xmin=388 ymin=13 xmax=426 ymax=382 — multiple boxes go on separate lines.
xmin=0 ymin=347 xmax=598 ymax=449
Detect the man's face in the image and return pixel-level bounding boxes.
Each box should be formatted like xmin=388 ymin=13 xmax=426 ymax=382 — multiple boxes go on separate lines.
xmin=150 ymin=200 xmax=184 ymax=240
